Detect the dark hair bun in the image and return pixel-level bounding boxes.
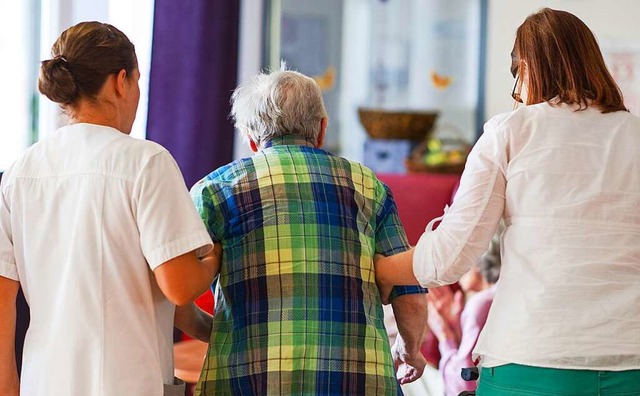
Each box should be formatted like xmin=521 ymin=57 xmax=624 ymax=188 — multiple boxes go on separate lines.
xmin=38 ymin=56 xmax=78 ymax=105
xmin=40 ymin=22 xmax=137 ymax=108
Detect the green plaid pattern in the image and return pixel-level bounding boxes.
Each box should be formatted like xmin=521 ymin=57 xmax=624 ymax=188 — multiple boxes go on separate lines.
xmin=190 ymin=135 xmax=424 ymax=395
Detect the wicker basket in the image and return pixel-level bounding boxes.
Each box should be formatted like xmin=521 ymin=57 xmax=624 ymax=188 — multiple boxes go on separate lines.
xmin=358 ymin=108 xmax=439 ymax=140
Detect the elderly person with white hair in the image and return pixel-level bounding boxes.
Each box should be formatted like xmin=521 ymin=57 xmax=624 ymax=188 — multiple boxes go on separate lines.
xmin=183 ymin=67 xmax=429 ymax=395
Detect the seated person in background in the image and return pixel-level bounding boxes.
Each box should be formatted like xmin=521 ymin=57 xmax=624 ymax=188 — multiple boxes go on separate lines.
xmin=185 ymin=66 xmax=428 ymax=395
xmin=427 ymin=232 xmax=501 ymax=396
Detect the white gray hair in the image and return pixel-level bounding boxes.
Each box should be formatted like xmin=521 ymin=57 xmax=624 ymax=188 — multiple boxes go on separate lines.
xmin=230 ymin=65 xmax=327 ymax=144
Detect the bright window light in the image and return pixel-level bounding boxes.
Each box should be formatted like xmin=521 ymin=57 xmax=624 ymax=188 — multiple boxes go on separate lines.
xmin=0 ymin=1 xmax=37 ymax=171
xmin=1 ymin=0 xmax=155 ymax=172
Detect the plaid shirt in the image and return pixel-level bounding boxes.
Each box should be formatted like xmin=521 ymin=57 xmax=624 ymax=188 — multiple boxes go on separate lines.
xmin=190 ymin=136 xmax=426 ymax=395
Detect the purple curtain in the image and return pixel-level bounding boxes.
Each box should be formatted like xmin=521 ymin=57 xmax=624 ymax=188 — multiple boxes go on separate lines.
xmin=147 ymin=0 xmax=240 ymax=188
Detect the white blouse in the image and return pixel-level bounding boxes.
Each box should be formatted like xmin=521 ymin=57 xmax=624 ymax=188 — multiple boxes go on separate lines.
xmin=413 ymin=102 xmax=640 ymax=370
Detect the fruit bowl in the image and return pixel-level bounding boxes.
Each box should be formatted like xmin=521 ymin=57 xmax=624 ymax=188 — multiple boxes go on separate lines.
xmin=358 ymin=108 xmax=439 ymax=140
xmin=405 ymin=137 xmax=471 ymax=174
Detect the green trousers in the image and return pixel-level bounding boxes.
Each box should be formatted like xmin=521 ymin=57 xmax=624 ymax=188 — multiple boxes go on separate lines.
xmin=477 ymin=364 xmax=640 ymax=396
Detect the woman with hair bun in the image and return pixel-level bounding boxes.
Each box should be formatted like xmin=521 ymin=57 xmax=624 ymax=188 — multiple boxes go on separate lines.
xmin=376 ymin=8 xmax=640 ymax=395
xmin=0 ymin=22 xmax=220 ymax=396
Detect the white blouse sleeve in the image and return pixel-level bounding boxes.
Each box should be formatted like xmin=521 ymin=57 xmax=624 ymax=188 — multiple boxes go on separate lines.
xmin=413 ymin=118 xmax=508 ymax=287
xmin=133 ymin=150 xmax=214 ymax=270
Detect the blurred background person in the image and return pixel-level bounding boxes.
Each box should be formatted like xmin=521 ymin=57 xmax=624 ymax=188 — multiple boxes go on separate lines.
xmin=427 ymin=231 xmax=500 ymax=396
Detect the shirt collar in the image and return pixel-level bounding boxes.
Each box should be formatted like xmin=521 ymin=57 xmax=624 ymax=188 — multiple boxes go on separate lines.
xmin=262 ymin=135 xmax=317 ymax=149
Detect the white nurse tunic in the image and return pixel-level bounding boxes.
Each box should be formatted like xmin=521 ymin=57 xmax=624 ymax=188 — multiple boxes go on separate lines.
xmin=0 ymin=123 xmax=213 ymax=395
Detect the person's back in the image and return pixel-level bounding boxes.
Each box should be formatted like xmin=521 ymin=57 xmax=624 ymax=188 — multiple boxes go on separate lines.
xmin=476 ymin=102 xmax=640 ymax=368
xmin=189 ymin=67 xmax=427 ymax=395
xmin=375 ymin=8 xmax=640 ymax=396
xmin=192 ymin=136 xmax=406 ymax=394
xmin=4 ymin=124 xmax=179 ymax=394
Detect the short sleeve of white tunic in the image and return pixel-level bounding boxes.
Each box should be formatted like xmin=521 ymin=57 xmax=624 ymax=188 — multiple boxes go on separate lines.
xmin=0 ymin=174 xmax=17 ymax=280
xmin=133 ymin=150 xmax=213 ymax=269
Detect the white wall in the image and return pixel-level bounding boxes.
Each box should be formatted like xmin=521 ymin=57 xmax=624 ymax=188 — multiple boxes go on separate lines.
xmin=338 ymin=0 xmax=371 ymax=162
xmin=234 ymin=0 xmax=265 ymax=160
xmin=0 ymin=0 xmax=34 ymax=170
xmin=485 ymin=0 xmax=640 ymax=119
xmin=108 ymin=0 xmax=155 ymax=139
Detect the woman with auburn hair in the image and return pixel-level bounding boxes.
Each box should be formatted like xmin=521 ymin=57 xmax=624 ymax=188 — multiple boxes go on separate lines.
xmin=376 ymin=8 xmax=640 ymax=395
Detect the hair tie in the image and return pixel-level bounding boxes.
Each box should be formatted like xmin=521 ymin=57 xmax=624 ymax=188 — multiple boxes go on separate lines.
xmin=54 ymin=55 xmax=68 ymax=64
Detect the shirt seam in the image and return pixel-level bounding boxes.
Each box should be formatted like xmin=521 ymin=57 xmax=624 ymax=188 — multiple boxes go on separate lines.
xmin=477 ymin=352 xmax=640 ymax=371
xmin=99 ymin=177 xmax=106 ymax=395
xmin=8 ymin=171 xmax=136 ymax=184
xmin=507 ymin=215 xmax=640 ymax=231
xmin=0 ymin=260 xmax=18 ymax=280
xmin=0 ymin=257 xmax=16 ymax=265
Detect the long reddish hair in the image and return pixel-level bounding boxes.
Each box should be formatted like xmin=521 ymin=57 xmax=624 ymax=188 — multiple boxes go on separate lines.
xmin=513 ymin=8 xmax=627 ymax=113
